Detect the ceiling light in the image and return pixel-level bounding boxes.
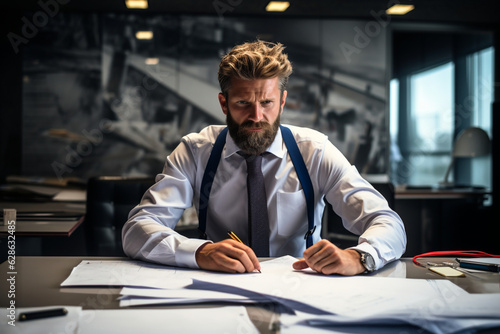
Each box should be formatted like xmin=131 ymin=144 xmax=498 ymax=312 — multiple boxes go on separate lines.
xmin=386 ymin=4 xmax=414 ymax=15
xmin=266 ymin=1 xmax=290 ymax=12
xmin=125 ymin=0 xmax=148 ymax=9
xmin=145 ymin=58 xmax=159 ymax=65
xmin=136 ymin=31 xmax=153 ymax=40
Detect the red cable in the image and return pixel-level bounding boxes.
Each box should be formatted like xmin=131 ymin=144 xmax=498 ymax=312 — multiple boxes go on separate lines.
xmin=412 ymin=250 xmax=500 ymax=267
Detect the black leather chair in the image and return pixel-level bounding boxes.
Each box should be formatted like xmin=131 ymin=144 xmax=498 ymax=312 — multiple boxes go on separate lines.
xmin=85 ymin=176 xmax=156 ymax=256
xmin=324 ymin=182 xmax=396 ymax=248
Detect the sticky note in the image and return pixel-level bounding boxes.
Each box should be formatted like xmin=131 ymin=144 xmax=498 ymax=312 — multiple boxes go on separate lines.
xmin=429 ymin=267 xmax=465 ymax=277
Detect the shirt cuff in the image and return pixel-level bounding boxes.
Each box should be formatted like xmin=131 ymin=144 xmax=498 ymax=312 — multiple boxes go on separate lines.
xmin=349 ymin=242 xmax=382 ymax=270
xmin=175 ymin=238 xmax=212 ymax=268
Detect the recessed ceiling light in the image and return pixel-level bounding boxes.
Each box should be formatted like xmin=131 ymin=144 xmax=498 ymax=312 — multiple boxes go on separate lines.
xmin=125 ymin=0 xmax=148 ymax=9
xmin=145 ymin=58 xmax=159 ymax=65
xmin=136 ymin=31 xmax=153 ymax=40
xmin=266 ymin=1 xmax=290 ymax=12
xmin=386 ymin=4 xmax=414 ymax=15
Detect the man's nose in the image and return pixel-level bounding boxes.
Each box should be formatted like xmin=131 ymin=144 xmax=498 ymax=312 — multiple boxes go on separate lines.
xmin=248 ymin=104 xmax=264 ymax=122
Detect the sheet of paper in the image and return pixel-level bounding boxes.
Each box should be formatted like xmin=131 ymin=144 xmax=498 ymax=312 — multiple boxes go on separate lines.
xmin=60 ymin=260 xmax=194 ymax=289
xmin=416 ymin=292 xmax=500 ymax=318
xmin=118 ymin=286 xmax=263 ymax=307
xmin=78 ymin=306 xmax=259 ymax=334
xmin=120 ymin=286 xmax=254 ymax=300
xmin=280 ymin=311 xmax=500 ymax=334
xmin=119 ymin=296 xmax=259 ymax=307
xmin=279 ymin=286 xmax=500 ymax=334
xmin=281 ymin=318 xmax=421 ymax=334
xmin=60 ymin=259 xmax=262 ymax=289
xmin=61 ymin=256 xmax=295 ymax=289
xmin=1 ymin=306 xmax=82 ymax=334
xmin=185 ymin=256 xmax=462 ymax=317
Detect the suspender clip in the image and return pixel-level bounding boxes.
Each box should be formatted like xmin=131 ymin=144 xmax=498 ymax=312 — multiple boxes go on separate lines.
xmin=198 ymin=229 xmax=207 ymax=240
xmin=304 ymin=225 xmax=316 ymax=239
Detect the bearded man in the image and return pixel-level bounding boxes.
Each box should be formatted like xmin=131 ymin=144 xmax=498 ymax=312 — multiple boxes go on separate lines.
xmin=122 ymin=40 xmax=406 ymax=275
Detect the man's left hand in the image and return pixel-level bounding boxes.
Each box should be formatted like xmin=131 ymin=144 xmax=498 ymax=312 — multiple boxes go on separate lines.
xmin=292 ymin=239 xmax=365 ymax=275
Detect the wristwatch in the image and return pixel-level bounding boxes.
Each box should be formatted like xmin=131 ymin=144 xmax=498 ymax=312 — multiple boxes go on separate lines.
xmin=356 ymin=250 xmax=375 ymax=273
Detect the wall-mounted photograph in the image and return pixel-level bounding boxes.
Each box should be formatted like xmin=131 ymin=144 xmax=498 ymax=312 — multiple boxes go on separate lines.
xmin=22 ymin=13 xmax=389 ymax=180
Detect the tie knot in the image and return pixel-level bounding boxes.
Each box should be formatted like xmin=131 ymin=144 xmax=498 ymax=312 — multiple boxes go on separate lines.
xmin=240 ymin=153 xmax=262 ymax=175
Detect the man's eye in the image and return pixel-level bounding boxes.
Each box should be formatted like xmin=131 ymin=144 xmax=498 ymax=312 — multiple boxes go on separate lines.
xmin=236 ymin=101 xmax=248 ymax=105
xmin=262 ymin=100 xmax=272 ymax=105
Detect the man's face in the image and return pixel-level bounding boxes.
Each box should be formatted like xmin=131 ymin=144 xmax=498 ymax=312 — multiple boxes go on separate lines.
xmin=218 ymin=77 xmax=287 ymax=155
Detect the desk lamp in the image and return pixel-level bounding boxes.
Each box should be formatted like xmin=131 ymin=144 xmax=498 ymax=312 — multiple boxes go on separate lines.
xmin=439 ymin=127 xmax=490 ymax=188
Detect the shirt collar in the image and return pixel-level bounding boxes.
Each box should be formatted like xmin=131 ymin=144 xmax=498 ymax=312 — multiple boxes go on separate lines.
xmin=224 ymin=127 xmax=285 ymax=159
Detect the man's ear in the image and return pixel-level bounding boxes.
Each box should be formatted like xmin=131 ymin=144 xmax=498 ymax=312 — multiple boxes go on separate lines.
xmin=280 ymin=90 xmax=288 ymax=114
xmin=218 ymin=93 xmax=228 ymax=115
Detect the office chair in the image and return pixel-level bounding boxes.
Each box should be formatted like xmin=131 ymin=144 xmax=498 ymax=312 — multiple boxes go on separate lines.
xmin=324 ymin=182 xmax=395 ymax=248
xmin=85 ymin=176 xmax=201 ymax=256
xmin=85 ymin=176 xmax=156 ymax=256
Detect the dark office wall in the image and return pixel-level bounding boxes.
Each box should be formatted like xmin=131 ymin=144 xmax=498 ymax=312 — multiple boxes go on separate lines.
xmin=393 ymin=31 xmax=493 ymax=78
xmin=0 ymin=13 xmax=23 ymax=183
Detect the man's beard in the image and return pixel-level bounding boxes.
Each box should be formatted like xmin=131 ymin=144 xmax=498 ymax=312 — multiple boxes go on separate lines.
xmin=226 ymin=109 xmax=281 ymax=156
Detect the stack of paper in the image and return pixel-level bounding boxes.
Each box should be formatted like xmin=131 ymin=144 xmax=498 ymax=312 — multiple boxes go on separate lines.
xmin=58 ymin=256 xmax=500 ymax=334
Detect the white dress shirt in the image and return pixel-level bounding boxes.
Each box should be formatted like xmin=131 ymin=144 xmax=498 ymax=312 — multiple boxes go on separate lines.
xmin=122 ymin=124 xmax=406 ymax=270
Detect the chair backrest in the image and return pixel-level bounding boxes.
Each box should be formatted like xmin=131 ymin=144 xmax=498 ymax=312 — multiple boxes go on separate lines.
xmin=85 ymin=176 xmax=155 ymax=256
xmin=371 ymin=182 xmax=395 ymax=209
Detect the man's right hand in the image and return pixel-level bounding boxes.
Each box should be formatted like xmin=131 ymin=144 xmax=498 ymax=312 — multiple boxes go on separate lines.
xmin=195 ymin=239 xmax=261 ymax=273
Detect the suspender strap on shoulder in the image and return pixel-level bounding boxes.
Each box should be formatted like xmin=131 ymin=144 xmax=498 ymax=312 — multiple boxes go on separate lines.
xmin=198 ymin=127 xmax=228 ymax=239
xmin=280 ymin=125 xmax=316 ymax=248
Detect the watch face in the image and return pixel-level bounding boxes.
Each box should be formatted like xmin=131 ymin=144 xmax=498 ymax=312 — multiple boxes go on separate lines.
xmin=363 ymin=253 xmax=375 ymax=271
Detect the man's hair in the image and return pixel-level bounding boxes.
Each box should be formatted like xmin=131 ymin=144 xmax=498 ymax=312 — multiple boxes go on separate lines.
xmin=218 ymin=40 xmax=293 ymax=96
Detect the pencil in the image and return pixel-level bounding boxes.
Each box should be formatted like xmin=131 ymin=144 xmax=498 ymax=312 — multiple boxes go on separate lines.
xmin=227 ymin=230 xmax=261 ymax=273
xmin=227 ymin=230 xmax=243 ymax=243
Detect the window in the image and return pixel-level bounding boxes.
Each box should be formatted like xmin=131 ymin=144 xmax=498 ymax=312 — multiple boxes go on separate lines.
xmin=391 ymin=46 xmax=494 ymax=189
xmin=468 ymin=47 xmax=493 ymax=189
xmin=393 ymin=62 xmax=455 ymax=186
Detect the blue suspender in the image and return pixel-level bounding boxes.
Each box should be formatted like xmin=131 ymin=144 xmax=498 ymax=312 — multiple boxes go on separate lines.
xmin=279 ymin=126 xmax=316 ymax=248
xmin=198 ymin=125 xmax=316 ymax=248
xmin=198 ymin=127 xmax=228 ymax=239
